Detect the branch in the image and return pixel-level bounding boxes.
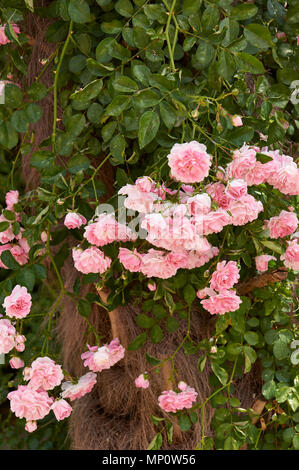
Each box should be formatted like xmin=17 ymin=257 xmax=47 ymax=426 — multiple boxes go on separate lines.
xmin=236 ymin=268 xmax=288 ymax=296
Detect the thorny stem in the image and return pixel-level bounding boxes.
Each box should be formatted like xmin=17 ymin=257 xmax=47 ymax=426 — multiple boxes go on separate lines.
xmin=162 ymin=0 xmax=177 ymax=72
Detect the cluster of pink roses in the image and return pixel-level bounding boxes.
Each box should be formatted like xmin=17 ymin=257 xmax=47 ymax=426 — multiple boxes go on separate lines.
xmin=197 ymin=261 xmax=242 ymax=315
xmin=81 ymin=338 xmax=125 ymax=372
xmin=158 ymin=381 xmax=198 ymax=413
xmin=0 ymin=318 xmax=25 ymax=355
xmin=0 ymin=191 xmax=31 ymax=268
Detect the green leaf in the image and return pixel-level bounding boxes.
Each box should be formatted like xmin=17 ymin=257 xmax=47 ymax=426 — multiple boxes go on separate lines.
xmin=67 ymin=154 xmax=90 ymax=173
xmin=227 ymin=125 xmax=254 ymax=146
xmin=136 ymin=313 xmax=155 ymax=329
xmin=78 ymin=299 xmax=92 ymax=317
xmin=231 ymin=4 xmax=258 ymax=20
xmin=273 ymin=339 xmax=289 ymax=360
xmin=0 ymin=221 xmax=10 ymax=232
xmin=145 ymin=353 xmax=161 ymax=366
xmin=217 ymin=50 xmax=236 ymax=80
xmin=65 ymin=114 xmax=86 ymax=137
xmin=160 ymin=102 xmax=177 ymax=129
xmin=211 ymin=362 xmax=228 ymax=385
xmin=113 ymin=76 xmax=138 ymax=93
xmin=68 ymin=0 xmax=91 ymax=23
xmin=1 ymin=250 xmax=20 ymax=270
xmin=110 ymin=134 xmax=126 ymax=163
xmin=115 ymin=0 xmax=134 ymax=18
xmin=30 ymin=151 xmax=56 ymax=169
xmin=236 ymin=52 xmax=265 ymax=74
xmin=178 ymin=414 xmax=192 ymax=431
xmin=105 ymin=95 xmax=131 ymax=116
xmin=147 ymin=432 xmax=162 ymax=450
xmin=183 ymin=284 xmax=196 ymax=305
xmin=244 ymin=24 xmax=273 ymax=50
xmin=198 ymin=355 xmax=207 ymax=372
xmin=128 ymin=332 xmax=147 ymax=350
xmin=11 ymin=110 xmax=29 ymax=133
xmin=25 ymin=103 xmax=43 ymax=123
xmin=16 ymin=268 xmax=35 ymax=291
xmin=262 ymin=379 xmax=276 ymax=400
xmin=138 ymin=111 xmax=160 ymax=148
xmin=166 ymin=317 xmax=179 ymax=332
xmin=150 ymin=324 xmax=163 ymax=344
xmin=244 ymin=331 xmax=259 ymax=346
xmin=195 ymin=41 xmax=215 ymax=69
xmin=70 ymin=79 xmax=103 ymax=101
xmin=256 ymin=152 xmax=273 ymax=163
xmin=260 ymin=240 xmax=283 ymax=254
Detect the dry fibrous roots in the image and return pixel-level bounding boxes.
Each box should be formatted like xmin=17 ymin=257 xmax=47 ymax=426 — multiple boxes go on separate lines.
xmin=57 ymin=258 xmax=262 ymax=450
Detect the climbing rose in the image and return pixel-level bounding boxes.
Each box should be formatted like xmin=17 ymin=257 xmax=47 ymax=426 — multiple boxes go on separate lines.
xmin=210 ymin=261 xmax=240 ymax=291
xmin=267 ymin=210 xmax=298 ymax=239
xmin=201 ymin=290 xmax=242 ymax=315
xmin=225 ymin=179 xmax=247 ymax=200
xmin=15 ymin=334 xmax=26 ymax=352
xmin=84 ymin=213 xmax=137 ymax=246
xmin=228 ymin=195 xmax=263 ymax=226
xmin=81 ymin=338 xmax=125 ymax=373
xmin=5 ymin=190 xmax=19 ymax=210
xmin=25 ymin=421 xmax=37 ymax=433
xmin=0 ymin=24 xmax=20 ymax=45
xmin=281 ymin=241 xmax=299 ymax=271
xmin=3 ymin=285 xmax=32 ymax=319
xmin=147 ymin=282 xmax=156 ymax=291
xmin=0 ymin=215 xmax=14 ymax=243
xmin=0 ymin=319 xmax=16 ymax=354
xmin=61 ymin=372 xmax=97 ymax=401
xmin=7 ymin=385 xmax=53 ymax=421
xmin=25 ymin=356 xmax=64 ymax=391
xmin=196 ymin=287 xmax=217 ymax=299
xmin=135 ymin=373 xmax=149 ymax=389
xmin=167 ymin=141 xmax=212 ymax=183
xmin=255 ymin=255 xmax=276 ymax=272
xmin=118 ymin=182 xmax=159 ymax=213
xmin=9 ymin=357 xmax=24 ymax=369
xmin=158 ymin=383 xmax=197 ymax=413
xmin=72 ymin=246 xmax=111 ymax=274
xmin=206 ymin=182 xmax=231 ymax=209
xmin=51 ymin=399 xmax=72 ymax=421
xmin=231 ymin=115 xmax=243 ymax=127
xmin=64 ymin=212 xmax=86 ymax=229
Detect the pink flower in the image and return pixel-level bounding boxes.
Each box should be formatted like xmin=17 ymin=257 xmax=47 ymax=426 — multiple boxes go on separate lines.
xmin=167 ymin=141 xmax=212 ymax=183
xmin=9 ymin=357 xmax=24 ymax=369
xmin=276 ymin=32 xmax=287 ymax=40
xmin=227 ymin=146 xmax=257 ymax=180
xmin=0 ymin=318 xmax=16 ymax=354
xmin=0 ymin=24 xmax=20 ymax=45
xmin=196 ymin=287 xmax=217 ymax=299
xmin=206 ymin=182 xmax=231 ymax=209
xmin=158 ymin=383 xmax=197 ymax=413
xmin=61 ymin=372 xmax=97 ymax=401
xmin=140 ymin=249 xmax=178 ymax=279
xmin=201 ymin=290 xmax=242 ymax=315
xmin=0 ymin=214 xmax=14 ymax=243
xmin=281 ymin=241 xmax=299 ymax=270
xmin=118 ymin=247 xmax=142 ymax=272
xmin=51 ymin=399 xmax=72 ymax=421
xmin=64 ymin=212 xmax=86 ymax=229
xmin=231 ymin=115 xmax=243 ymax=127
xmin=25 ymin=357 xmax=64 ymax=391
xmin=10 ymin=245 xmax=29 ymax=266
xmin=72 ymin=246 xmax=111 ymax=274
xmin=15 ymin=334 xmax=26 ymax=352
xmin=268 ymin=210 xmax=298 ymax=239
xmin=84 ymin=214 xmax=137 ymax=246
xmin=202 ymin=209 xmax=231 ymax=235
xmin=119 ymin=183 xmax=159 ymax=213
xmin=255 ymin=255 xmax=276 ymax=272
xmin=81 ymin=338 xmax=125 ymax=373
xmin=25 ymin=421 xmax=37 ymax=433
xmin=135 ymin=373 xmax=149 ymax=389
xmin=7 ymin=385 xmax=53 ymax=421
xmin=3 ymin=285 xmax=32 ymax=319
xmin=5 ymin=190 xmax=19 ymax=210
xmin=147 ymin=282 xmax=156 ymax=291
xmin=225 ymin=179 xmax=247 ymax=200
xmin=228 ymin=195 xmax=263 ymax=226
xmin=135 ymin=176 xmax=154 ymax=193
xmin=210 ymin=261 xmax=240 ymax=291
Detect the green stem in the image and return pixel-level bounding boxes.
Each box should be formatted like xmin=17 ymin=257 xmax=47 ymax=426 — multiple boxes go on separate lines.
xmin=52 ymin=20 xmax=73 ymax=153
xmin=162 ymin=0 xmax=177 ymax=72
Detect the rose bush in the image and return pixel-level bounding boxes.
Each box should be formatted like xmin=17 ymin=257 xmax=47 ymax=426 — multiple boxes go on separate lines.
xmin=0 ymin=0 xmax=298 ymax=451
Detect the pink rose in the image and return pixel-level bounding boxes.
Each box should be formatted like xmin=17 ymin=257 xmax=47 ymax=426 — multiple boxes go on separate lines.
xmin=228 ymin=195 xmax=263 ymax=226
xmin=15 ymin=334 xmax=26 ymax=352
xmin=158 ymin=383 xmax=197 ymax=413
xmin=206 ymin=182 xmax=231 ymax=209
xmin=0 ymin=318 xmax=16 ymax=354
xmin=72 ymin=246 xmax=111 ymax=274
xmin=201 ymin=290 xmax=242 ymax=315
xmin=187 ymin=193 xmax=211 ymax=216
xmin=118 ymin=247 xmax=143 ymax=272
xmin=140 ymin=249 xmax=178 ymax=279
xmin=81 ymin=338 xmax=125 ymax=373
xmin=281 ymin=241 xmax=299 ymax=270
xmin=0 ymin=214 xmax=14 ymax=244
xmin=255 ymin=255 xmax=276 ymax=272
xmin=135 ymin=373 xmax=149 ymax=389
xmin=25 ymin=421 xmax=37 ymax=433
xmin=51 ymin=399 xmax=72 ymax=421
xmin=9 ymin=357 xmax=24 ymax=369
xmin=119 ymin=183 xmax=159 ymax=213
xmin=225 ymin=179 xmax=247 ymax=200
xmin=167 ymin=141 xmax=212 ymax=183
xmin=25 ymin=356 xmax=64 ymax=391
xmin=268 ymin=210 xmax=298 ymax=239
xmin=147 ymin=282 xmax=156 ymax=291
xmin=210 ymin=261 xmax=240 ymax=291
xmin=3 ymin=285 xmax=32 ymax=319
xmin=61 ymin=372 xmax=97 ymax=401
xmin=8 ymin=385 xmax=53 ymax=421
xmin=64 ymin=212 xmax=86 ymax=229
xmin=84 ymin=214 xmax=136 ymax=246
xmin=202 ymin=209 xmax=231 ymax=235
xmin=231 ymin=115 xmax=243 ymax=127
xmin=196 ymin=287 xmax=217 ymax=299
xmin=5 ymin=190 xmax=19 ymax=210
